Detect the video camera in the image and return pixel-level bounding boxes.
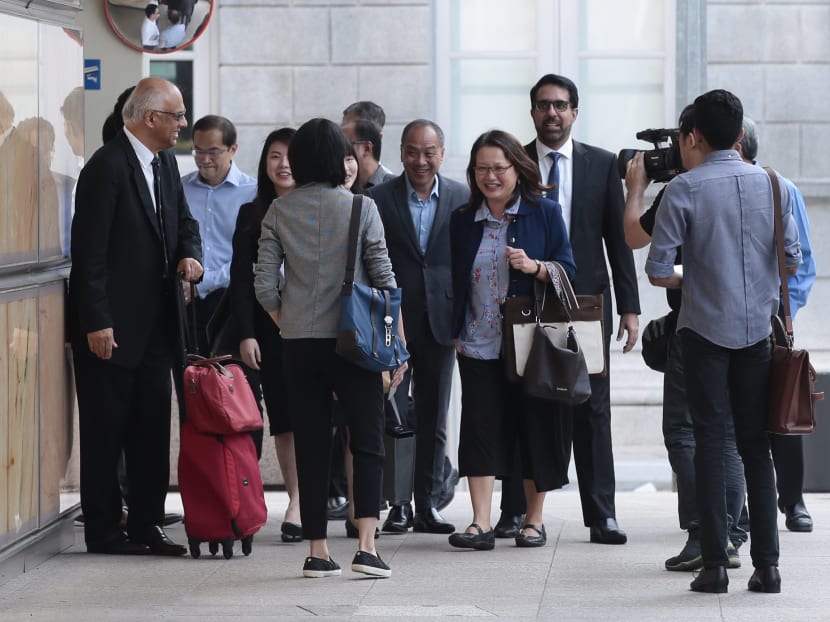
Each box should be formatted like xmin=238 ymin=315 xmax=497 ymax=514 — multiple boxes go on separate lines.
xmin=617 ymin=128 xmax=685 ymax=183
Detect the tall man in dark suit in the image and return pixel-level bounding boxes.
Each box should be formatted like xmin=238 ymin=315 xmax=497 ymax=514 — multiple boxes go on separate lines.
xmin=518 ymin=74 xmax=640 ymax=544
xmin=367 ymin=119 xmax=470 ymax=534
xmin=69 ymin=77 xmax=203 ymax=556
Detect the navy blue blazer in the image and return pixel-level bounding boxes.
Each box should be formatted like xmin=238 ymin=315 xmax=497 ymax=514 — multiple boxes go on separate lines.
xmin=450 ymin=196 xmax=576 ymax=339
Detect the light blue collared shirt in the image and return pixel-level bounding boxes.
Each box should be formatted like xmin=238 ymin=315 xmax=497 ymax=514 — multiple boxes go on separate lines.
xmin=782 ymin=177 xmax=815 ymax=318
xmin=406 ymin=175 xmax=440 ymax=254
xmin=182 ymin=161 xmax=257 ymax=296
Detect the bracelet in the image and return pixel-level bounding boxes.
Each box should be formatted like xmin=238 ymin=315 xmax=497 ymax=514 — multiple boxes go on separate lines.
xmin=533 ymin=260 xmax=542 ymax=276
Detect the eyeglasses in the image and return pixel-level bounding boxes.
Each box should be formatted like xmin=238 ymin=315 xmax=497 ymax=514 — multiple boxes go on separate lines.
xmin=474 ymin=164 xmax=513 ymax=176
xmin=152 ymin=109 xmax=187 ymax=122
xmin=533 ymin=100 xmax=571 ymax=113
xmin=192 ymin=147 xmax=230 ymax=158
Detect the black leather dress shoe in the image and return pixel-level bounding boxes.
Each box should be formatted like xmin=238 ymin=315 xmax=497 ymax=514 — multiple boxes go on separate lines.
xmin=748 ymin=566 xmax=781 ymax=593
xmin=690 ymin=567 xmax=729 ymax=593
xmin=137 ymin=525 xmax=187 ymax=556
xmin=87 ymin=530 xmax=150 ymax=555
xmin=494 ymin=513 xmax=523 ymax=539
xmin=589 ymin=518 xmax=627 ymax=545
xmin=413 ymin=507 xmax=455 ymax=534
xmin=783 ymin=500 xmax=813 ymax=532
xmin=448 ymin=523 xmax=495 ymax=550
xmin=382 ymin=503 xmax=413 ymax=534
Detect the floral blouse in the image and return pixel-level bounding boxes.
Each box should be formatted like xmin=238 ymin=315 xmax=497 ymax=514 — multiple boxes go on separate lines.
xmin=455 ymin=200 xmax=521 ymax=360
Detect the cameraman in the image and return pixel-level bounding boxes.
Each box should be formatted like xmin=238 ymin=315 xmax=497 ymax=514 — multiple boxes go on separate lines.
xmin=624 ymin=105 xmax=747 ymax=574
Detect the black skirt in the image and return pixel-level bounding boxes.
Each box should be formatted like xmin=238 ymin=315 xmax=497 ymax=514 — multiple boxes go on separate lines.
xmin=457 ymin=355 xmax=572 ymax=492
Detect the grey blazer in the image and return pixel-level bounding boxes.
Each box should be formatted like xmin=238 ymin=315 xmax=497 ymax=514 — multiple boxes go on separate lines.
xmin=254 ymin=183 xmax=396 ymax=339
xmin=367 ymin=173 xmax=470 ymax=346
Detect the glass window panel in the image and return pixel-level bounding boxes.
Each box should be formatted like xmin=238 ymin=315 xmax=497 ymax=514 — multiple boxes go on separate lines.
xmin=577 ymin=58 xmax=665 ymax=156
xmin=450 ymin=59 xmax=537 ymax=157
xmin=0 ymin=14 xmax=39 ymax=266
xmin=150 ymin=59 xmax=193 ymax=154
xmin=451 ymin=0 xmax=537 ymax=53
xmin=580 ymin=0 xmax=664 ymax=52
xmin=39 ymin=23 xmax=84 ymax=259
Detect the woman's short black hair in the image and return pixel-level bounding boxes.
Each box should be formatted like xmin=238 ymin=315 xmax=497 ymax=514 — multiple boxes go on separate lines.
xmin=289 ymin=118 xmax=348 ymax=187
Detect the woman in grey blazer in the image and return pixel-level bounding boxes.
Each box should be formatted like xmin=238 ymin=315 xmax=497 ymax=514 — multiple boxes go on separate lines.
xmin=255 ymin=118 xmax=406 ymax=579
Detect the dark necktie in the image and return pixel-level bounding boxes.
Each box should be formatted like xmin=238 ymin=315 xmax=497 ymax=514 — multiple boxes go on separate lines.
xmin=547 ymin=151 xmax=562 ymax=202
xmin=151 ymin=155 xmax=169 ymax=276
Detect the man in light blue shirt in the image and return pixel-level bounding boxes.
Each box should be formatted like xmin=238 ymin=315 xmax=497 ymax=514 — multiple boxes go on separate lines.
xmin=182 ymin=115 xmax=256 ymax=354
xmin=647 ymin=90 xmax=800 ymax=595
xmin=406 ymin=174 xmax=439 ymax=254
xmin=737 ymin=117 xmax=816 ymax=534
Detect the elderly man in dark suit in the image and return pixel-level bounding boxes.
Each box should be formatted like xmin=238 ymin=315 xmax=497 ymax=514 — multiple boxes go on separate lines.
xmin=499 ymin=74 xmax=639 ymax=545
xmin=69 ymin=77 xmax=203 ymax=556
xmin=366 ymin=119 xmax=470 ymax=534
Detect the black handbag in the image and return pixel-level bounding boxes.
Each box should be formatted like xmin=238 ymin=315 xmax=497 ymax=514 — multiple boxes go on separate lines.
xmin=522 ymin=278 xmax=591 ymax=404
xmin=503 ymin=262 xmax=604 ymax=382
xmin=335 ymin=195 xmax=410 ymax=373
xmin=640 ymin=310 xmax=677 ymax=373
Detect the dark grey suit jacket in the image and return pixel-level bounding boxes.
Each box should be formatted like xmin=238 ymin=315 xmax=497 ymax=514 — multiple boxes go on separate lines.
xmin=525 ymin=140 xmax=640 ymax=329
xmin=367 ymin=173 xmax=470 ymax=346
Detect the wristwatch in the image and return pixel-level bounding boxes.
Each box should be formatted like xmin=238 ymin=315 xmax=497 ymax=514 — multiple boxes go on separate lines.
xmin=533 ymin=260 xmax=542 ymax=276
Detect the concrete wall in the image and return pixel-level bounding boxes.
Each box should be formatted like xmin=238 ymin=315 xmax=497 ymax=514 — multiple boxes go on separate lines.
xmin=216 ymin=0 xmax=432 ymax=178
xmin=75 ymin=0 xmax=144 ymax=157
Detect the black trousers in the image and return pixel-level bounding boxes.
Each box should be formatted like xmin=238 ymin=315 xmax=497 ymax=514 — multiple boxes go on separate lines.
xmin=75 ymin=329 xmax=174 ymax=545
xmin=770 ymin=435 xmax=805 ymax=508
xmin=571 ymin=335 xmax=617 ymax=526
xmin=682 ymin=329 xmax=778 ymax=569
xmin=281 ymin=339 xmax=385 ymax=540
xmin=406 ymin=317 xmax=456 ymax=513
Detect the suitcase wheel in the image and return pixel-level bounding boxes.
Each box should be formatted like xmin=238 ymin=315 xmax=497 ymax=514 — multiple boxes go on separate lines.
xmin=222 ymin=539 xmax=234 ymax=560
xmin=242 ymin=535 xmax=253 ymax=556
xmin=188 ymin=537 xmax=201 ymax=559
xmin=208 ymin=541 xmax=219 ymax=556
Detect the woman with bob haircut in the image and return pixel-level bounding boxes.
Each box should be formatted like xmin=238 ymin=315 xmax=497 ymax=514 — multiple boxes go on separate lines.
xmin=230 ymin=127 xmax=301 ymax=543
xmin=448 ymin=129 xmax=576 ymax=551
xmin=254 ymin=118 xmax=406 ymax=579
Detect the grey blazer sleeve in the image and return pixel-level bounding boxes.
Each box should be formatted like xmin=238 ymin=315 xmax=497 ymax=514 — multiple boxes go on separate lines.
xmin=253 ymin=200 xmax=284 ymax=313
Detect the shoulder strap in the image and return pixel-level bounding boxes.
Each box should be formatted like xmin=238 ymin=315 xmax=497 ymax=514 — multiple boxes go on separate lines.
xmin=764 ymin=167 xmax=794 ymax=339
xmin=342 ymin=194 xmax=362 ymax=294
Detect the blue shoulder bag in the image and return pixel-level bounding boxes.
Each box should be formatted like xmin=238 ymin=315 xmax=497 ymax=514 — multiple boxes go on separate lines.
xmin=335 ymin=195 xmax=409 ymax=372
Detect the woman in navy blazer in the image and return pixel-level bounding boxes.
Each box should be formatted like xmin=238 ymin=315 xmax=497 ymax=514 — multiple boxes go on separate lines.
xmin=448 ymin=130 xmax=575 ymax=551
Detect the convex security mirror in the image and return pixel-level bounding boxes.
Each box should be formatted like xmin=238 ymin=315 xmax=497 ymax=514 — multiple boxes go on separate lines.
xmin=104 ymin=0 xmax=213 ymax=54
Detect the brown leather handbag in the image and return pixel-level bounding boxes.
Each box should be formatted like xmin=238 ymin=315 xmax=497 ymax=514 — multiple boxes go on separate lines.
xmin=765 ymin=167 xmax=823 ymax=435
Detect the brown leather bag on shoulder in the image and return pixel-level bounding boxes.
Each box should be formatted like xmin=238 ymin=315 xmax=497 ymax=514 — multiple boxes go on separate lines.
xmin=765 ymin=167 xmax=823 ymax=435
